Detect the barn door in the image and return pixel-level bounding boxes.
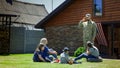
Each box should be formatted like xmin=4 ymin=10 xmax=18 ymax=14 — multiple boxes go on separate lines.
xmin=102 ymin=22 xmax=120 ymax=59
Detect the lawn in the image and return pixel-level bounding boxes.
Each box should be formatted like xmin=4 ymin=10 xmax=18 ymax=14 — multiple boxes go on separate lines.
xmin=0 ymin=54 xmax=120 ymax=68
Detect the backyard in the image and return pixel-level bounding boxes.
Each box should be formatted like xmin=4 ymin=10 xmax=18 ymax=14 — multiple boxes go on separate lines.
xmin=0 ymin=54 xmax=120 ymax=68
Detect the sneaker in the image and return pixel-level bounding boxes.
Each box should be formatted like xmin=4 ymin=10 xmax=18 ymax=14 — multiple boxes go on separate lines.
xmin=55 ymin=59 xmax=60 ymax=63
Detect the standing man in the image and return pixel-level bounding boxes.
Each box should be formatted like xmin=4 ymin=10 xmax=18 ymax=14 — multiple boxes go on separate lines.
xmin=78 ymin=13 xmax=98 ymax=49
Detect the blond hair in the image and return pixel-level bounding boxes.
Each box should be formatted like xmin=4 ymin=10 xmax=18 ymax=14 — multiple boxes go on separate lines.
xmin=39 ymin=38 xmax=48 ymax=45
xmin=40 ymin=38 xmax=47 ymax=43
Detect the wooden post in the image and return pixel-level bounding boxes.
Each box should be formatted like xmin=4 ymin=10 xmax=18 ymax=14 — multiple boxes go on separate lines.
xmin=0 ymin=14 xmax=17 ymax=55
xmin=111 ymin=24 xmax=114 ymax=56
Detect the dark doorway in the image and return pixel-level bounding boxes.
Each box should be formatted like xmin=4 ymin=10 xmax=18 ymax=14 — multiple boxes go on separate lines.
xmin=113 ymin=24 xmax=120 ymax=59
xmin=102 ymin=21 xmax=120 ymax=59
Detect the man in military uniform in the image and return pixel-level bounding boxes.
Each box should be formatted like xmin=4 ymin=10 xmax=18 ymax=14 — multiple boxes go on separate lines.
xmin=78 ymin=14 xmax=98 ymax=49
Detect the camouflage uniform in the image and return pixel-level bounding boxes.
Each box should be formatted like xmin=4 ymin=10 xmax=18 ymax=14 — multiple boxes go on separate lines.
xmin=78 ymin=20 xmax=97 ymax=49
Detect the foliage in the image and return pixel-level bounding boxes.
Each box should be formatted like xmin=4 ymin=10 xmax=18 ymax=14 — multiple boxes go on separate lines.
xmin=74 ymin=47 xmax=85 ymax=57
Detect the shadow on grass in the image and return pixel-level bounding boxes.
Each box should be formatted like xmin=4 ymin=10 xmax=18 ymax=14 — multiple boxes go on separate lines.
xmin=0 ymin=53 xmax=9 ymax=56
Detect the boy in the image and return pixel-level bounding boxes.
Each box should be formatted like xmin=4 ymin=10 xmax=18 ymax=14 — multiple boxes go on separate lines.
xmin=60 ymin=47 xmax=71 ymax=64
xmin=60 ymin=47 xmax=79 ymax=64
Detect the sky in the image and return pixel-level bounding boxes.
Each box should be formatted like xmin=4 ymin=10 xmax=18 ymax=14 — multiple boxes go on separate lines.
xmin=94 ymin=0 xmax=102 ymax=12
xmin=18 ymin=0 xmax=65 ymax=13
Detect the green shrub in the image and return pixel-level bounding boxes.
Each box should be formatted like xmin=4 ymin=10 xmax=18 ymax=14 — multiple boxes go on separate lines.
xmin=74 ymin=47 xmax=85 ymax=57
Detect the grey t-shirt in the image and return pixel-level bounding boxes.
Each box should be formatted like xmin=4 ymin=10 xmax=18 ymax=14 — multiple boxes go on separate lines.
xmin=60 ymin=52 xmax=69 ymax=63
xmin=89 ymin=46 xmax=99 ymax=57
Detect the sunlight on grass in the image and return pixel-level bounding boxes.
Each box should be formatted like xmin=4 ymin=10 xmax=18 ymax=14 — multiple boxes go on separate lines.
xmin=0 ymin=54 xmax=120 ymax=68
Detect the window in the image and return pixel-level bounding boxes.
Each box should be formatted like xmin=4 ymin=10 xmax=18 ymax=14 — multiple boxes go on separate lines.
xmin=94 ymin=0 xmax=103 ymax=16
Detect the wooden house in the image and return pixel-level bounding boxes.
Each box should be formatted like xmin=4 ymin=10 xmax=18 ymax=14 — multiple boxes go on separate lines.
xmin=35 ymin=0 xmax=120 ymax=58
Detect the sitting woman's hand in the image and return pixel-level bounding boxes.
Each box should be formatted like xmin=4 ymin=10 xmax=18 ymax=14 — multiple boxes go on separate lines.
xmin=53 ymin=51 xmax=57 ymax=55
xmin=49 ymin=51 xmax=57 ymax=55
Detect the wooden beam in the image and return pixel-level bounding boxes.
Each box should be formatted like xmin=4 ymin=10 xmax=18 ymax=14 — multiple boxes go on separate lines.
xmin=0 ymin=14 xmax=17 ymax=17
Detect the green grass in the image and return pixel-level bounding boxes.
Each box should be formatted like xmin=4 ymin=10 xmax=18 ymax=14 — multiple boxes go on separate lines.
xmin=0 ymin=54 xmax=120 ymax=68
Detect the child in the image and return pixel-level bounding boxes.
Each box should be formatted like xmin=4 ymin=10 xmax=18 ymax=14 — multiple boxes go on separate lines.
xmin=40 ymin=38 xmax=59 ymax=62
xmin=33 ymin=43 xmax=53 ymax=62
xmin=60 ymin=47 xmax=74 ymax=64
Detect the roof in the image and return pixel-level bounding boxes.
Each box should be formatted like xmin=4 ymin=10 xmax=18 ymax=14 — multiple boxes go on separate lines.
xmin=35 ymin=0 xmax=74 ymax=28
xmin=0 ymin=14 xmax=17 ymax=17
xmin=0 ymin=0 xmax=48 ymax=25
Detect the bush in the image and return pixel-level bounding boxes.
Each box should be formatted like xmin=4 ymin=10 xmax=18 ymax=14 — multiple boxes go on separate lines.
xmin=74 ymin=47 xmax=85 ymax=57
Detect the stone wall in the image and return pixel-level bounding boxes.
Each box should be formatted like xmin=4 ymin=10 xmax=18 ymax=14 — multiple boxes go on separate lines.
xmin=45 ymin=24 xmax=83 ymax=55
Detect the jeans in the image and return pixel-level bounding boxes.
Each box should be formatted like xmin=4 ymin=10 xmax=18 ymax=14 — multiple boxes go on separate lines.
xmin=45 ymin=56 xmax=53 ymax=62
xmin=51 ymin=54 xmax=57 ymax=59
xmin=74 ymin=53 xmax=97 ymax=61
xmin=49 ymin=48 xmax=58 ymax=59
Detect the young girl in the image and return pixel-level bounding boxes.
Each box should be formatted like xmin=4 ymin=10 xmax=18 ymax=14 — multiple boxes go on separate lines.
xmin=33 ymin=43 xmax=53 ymax=62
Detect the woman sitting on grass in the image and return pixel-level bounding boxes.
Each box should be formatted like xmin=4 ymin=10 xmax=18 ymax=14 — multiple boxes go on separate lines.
xmin=40 ymin=38 xmax=59 ymax=63
xmin=33 ymin=43 xmax=53 ymax=62
xmin=74 ymin=41 xmax=102 ymax=62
